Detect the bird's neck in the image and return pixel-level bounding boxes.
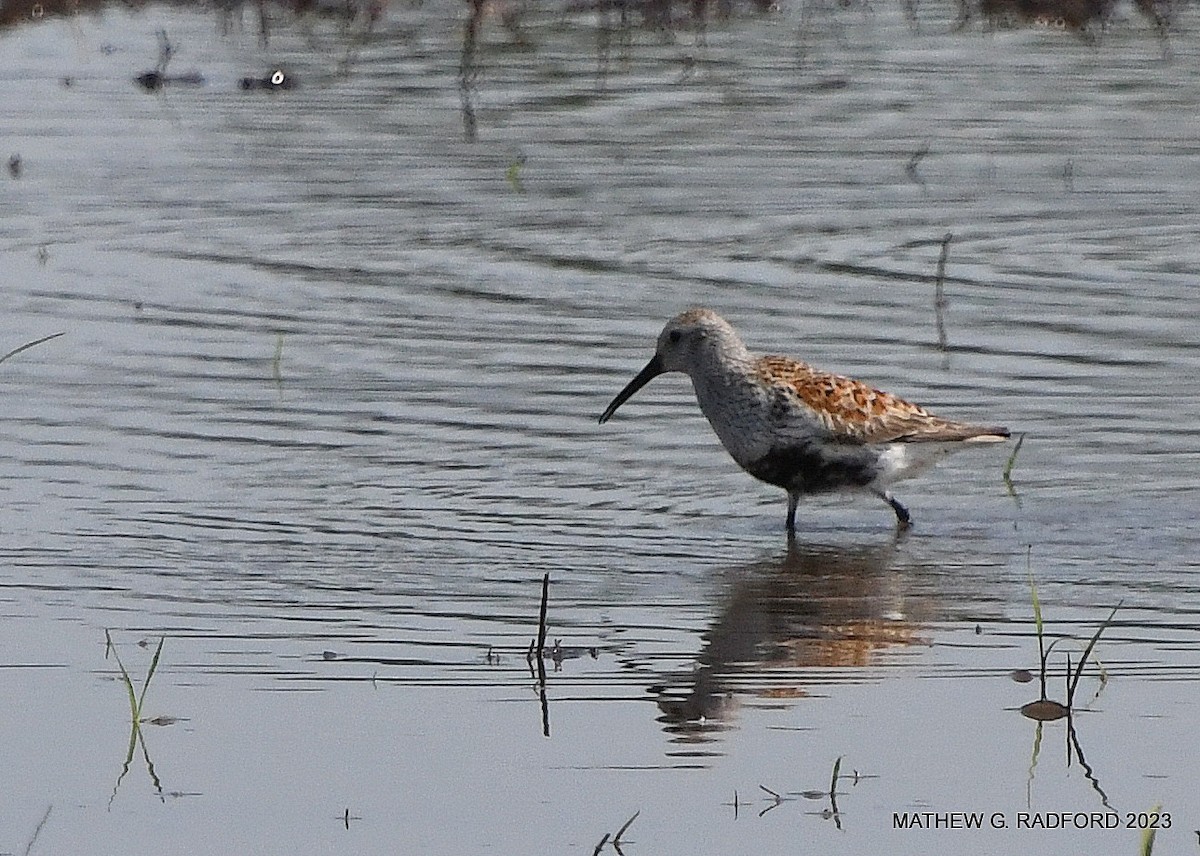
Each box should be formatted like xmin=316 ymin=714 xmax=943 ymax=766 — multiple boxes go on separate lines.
xmin=686 ymin=347 xmax=770 ymax=466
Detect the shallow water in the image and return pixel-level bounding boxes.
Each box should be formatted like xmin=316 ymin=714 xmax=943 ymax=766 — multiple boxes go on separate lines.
xmin=2 ymin=1 xmax=1199 ymax=852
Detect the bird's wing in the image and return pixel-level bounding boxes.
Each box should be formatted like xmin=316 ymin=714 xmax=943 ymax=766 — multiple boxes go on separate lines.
xmin=756 ymin=356 xmax=1006 ymax=444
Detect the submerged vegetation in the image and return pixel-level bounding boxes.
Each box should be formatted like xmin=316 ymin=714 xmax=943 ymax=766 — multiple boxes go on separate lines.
xmin=1002 ymin=433 xmax=1025 ymax=499
xmin=1020 ymin=557 xmax=1119 ymax=722
xmin=1020 ymin=558 xmax=1123 ymax=808
xmin=106 ymin=632 xmax=172 ymax=804
xmin=106 ymin=630 xmax=166 ymax=725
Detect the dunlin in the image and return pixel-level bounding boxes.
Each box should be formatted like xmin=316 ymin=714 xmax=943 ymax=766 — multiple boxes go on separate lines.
xmin=599 ymin=308 xmax=1009 ymax=532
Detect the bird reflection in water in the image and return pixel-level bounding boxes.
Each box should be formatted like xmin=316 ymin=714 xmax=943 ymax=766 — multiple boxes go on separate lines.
xmin=652 ymin=538 xmax=933 ymax=738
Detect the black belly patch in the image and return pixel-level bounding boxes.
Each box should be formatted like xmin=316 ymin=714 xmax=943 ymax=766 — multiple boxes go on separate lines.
xmin=744 ymin=442 xmax=879 ymax=493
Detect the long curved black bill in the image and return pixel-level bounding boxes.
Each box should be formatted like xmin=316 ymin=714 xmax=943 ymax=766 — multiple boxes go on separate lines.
xmin=598 ymin=355 xmax=665 ymax=424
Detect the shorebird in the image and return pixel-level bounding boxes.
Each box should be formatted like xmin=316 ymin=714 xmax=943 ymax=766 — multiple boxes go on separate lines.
xmin=599 ymin=308 xmax=1010 ymax=533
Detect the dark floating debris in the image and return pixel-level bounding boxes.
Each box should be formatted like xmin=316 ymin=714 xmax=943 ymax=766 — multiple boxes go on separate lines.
xmin=240 ymin=69 xmax=296 ymax=91
xmin=7 ymin=153 xmax=20 ymax=178
xmin=145 ymin=714 xmax=186 ymax=727
xmin=135 ymin=28 xmax=204 ymax=92
xmin=956 ymin=0 xmax=1175 ymax=36
xmin=135 ymin=71 xmax=205 ymax=91
xmin=1020 ymin=698 xmax=1069 ymax=721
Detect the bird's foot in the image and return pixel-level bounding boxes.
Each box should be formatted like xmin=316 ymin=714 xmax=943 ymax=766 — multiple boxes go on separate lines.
xmin=878 ymin=491 xmax=912 ymax=529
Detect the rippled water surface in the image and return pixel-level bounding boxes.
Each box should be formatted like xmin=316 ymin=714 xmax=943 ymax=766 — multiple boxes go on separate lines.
xmin=2 ymin=1 xmax=1200 ymax=852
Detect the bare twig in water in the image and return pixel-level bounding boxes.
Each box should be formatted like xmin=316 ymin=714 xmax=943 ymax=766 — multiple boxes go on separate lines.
xmin=532 ymin=574 xmax=551 ymax=737
xmin=0 ymin=331 xmax=65 ymax=366
xmin=828 ymin=756 xmax=843 ymax=829
xmin=905 ymin=141 xmax=930 ymax=186
xmin=590 ymin=810 xmax=640 ymax=855
xmin=535 ymin=573 xmax=550 ymax=661
xmin=1003 ymin=432 xmax=1025 ymax=502
xmin=538 ymin=677 xmax=550 ymax=738
xmin=934 ymin=233 xmax=952 ymax=351
xmin=459 ymin=0 xmax=485 ymax=142
xmin=758 ymin=784 xmax=783 ymax=816
xmin=22 ymin=805 xmax=52 ymax=856
xmin=613 ymin=811 xmax=639 ymax=847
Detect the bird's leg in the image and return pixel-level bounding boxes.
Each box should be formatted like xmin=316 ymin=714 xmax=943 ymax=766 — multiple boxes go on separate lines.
xmin=876 ymin=490 xmax=912 ymax=529
xmin=785 ymin=491 xmax=800 ymax=534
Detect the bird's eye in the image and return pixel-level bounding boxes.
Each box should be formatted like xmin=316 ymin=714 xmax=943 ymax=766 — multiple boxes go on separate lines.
xmin=668 ymin=330 xmax=682 ymax=344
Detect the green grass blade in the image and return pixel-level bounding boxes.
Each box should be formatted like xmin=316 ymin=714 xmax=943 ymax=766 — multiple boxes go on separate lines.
xmin=1139 ymin=805 xmax=1161 ymax=856
xmin=135 ymin=637 xmax=166 ymax=718
xmin=105 ymin=629 xmax=139 ymax=722
xmin=1027 ymin=550 xmax=1043 ymax=638
xmin=1068 ymin=602 xmax=1121 ymax=708
xmin=1026 ymin=549 xmax=1049 ymax=699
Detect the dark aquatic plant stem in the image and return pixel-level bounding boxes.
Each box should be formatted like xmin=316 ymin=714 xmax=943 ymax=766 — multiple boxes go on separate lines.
xmin=0 ymin=331 xmax=64 ymax=366
xmin=535 ymin=574 xmax=550 ymax=736
xmin=934 ymin=232 xmax=952 ymax=352
xmin=613 ymin=811 xmax=639 ymax=847
xmin=535 ymin=573 xmax=550 ymax=660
